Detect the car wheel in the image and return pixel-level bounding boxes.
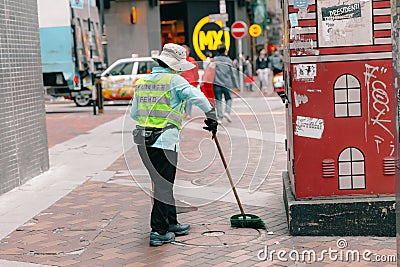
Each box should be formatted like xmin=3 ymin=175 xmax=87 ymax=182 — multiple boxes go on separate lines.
xmin=74 ymin=90 xmax=92 ymax=107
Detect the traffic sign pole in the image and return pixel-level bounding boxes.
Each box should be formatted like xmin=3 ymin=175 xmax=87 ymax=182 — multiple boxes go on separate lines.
xmin=231 ymin=21 xmax=247 ymax=93
xmin=238 ymin=39 xmax=244 ymax=93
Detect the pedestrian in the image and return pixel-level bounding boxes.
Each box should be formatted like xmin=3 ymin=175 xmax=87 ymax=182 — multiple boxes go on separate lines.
xmin=213 ymin=44 xmax=239 ymax=124
xmin=243 ymin=55 xmax=254 ymax=91
xmin=269 ymin=49 xmax=284 ymax=76
xmin=203 ymin=51 xmax=213 ymax=71
xmin=255 ymin=48 xmax=270 ymax=90
xmin=180 ymin=44 xmax=200 ymax=119
xmin=130 ymin=43 xmax=218 ymax=247
xmin=200 ymin=61 xmax=216 ymax=107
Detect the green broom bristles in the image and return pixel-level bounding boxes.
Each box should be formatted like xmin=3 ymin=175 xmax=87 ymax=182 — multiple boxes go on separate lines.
xmin=230 ymin=214 xmax=266 ymax=229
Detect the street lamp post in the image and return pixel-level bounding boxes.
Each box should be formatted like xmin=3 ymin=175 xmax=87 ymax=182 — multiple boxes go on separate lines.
xmin=99 ymin=0 xmax=108 ymax=67
xmin=87 ymin=1 xmax=97 ymax=115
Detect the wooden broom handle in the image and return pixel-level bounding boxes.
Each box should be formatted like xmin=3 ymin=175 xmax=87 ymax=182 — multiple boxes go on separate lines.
xmin=213 ymin=134 xmax=245 ymax=215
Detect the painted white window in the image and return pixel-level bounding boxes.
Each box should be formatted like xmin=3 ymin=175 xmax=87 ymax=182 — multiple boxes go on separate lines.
xmin=334 ymin=74 xmax=362 ymax=117
xmin=338 ymin=147 xmax=366 ymax=190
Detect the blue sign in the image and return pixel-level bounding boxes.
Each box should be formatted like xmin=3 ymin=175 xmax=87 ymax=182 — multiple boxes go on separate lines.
xmin=71 ymin=0 xmax=84 ymax=9
xmin=289 ymin=13 xmax=299 ymax=27
xmin=294 ymin=0 xmax=308 ymax=9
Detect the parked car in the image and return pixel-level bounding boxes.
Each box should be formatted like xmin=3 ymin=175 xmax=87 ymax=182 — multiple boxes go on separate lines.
xmin=100 ymin=56 xmax=158 ymax=101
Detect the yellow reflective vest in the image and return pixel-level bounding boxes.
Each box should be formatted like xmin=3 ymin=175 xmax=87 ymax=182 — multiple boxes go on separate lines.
xmin=135 ymin=74 xmax=184 ymax=130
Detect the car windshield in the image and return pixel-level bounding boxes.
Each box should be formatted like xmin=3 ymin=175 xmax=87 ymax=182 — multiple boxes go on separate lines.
xmin=108 ymin=62 xmax=134 ymax=76
xmin=138 ymin=61 xmax=158 ymax=74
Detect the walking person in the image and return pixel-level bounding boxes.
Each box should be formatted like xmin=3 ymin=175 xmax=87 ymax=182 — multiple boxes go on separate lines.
xmin=213 ymin=44 xmax=239 ymax=124
xmin=130 ymin=43 xmax=218 ymax=246
xmin=181 ymin=44 xmax=200 ymax=119
xmin=255 ymin=48 xmax=270 ymax=90
xmin=203 ymin=51 xmax=213 ymax=71
xmin=269 ymin=49 xmax=284 ymax=76
xmin=243 ymin=55 xmax=254 ymax=91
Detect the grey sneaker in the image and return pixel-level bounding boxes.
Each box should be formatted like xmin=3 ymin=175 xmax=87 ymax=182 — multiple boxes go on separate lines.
xmin=224 ymin=113 xmax=232 ymax=122
xmin=149 ymin=232 xmax=175 ymax=246
xmin=168 ymin=223 xmax=190 ymax=236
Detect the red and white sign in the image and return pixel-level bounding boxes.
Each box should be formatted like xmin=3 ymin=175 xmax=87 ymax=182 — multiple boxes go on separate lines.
xmin=231 ymin=21 xmax=247 ymax=39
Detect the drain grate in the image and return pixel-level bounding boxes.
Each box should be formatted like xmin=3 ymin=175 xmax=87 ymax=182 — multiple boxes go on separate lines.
xmin=173 ymin=223 xmax=263 ymax=247
xmin=202 ymin=231 xmax=225 ymax=237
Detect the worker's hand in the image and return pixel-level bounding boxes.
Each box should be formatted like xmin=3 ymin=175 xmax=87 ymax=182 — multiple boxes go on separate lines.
xmin=203 ymin=118 xmax=218 ymax=137
xmin=203 ymin=108 xmax=218 ymax=137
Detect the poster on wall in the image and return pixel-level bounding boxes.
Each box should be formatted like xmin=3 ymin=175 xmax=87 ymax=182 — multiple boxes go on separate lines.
xmin=295 ymin=116 xmax=325 ymax=139
xmin=317 ymin=0 xmax=373 ymax=47
xmin=294 ymin=64 xmax=317 ymax=81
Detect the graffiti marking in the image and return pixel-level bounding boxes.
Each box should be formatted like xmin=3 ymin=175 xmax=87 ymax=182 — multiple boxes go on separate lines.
xmin=364 ymin=64 xmax=394 ymax=155
xmin=374 ymin=135 xmax=384 ymax=154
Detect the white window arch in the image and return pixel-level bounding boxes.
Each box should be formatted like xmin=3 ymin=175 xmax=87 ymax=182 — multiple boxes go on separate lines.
xmin=338 ymin=147 xmax=366 ymax=190
xmin=334 ymin=74 xmax=362 ymax=117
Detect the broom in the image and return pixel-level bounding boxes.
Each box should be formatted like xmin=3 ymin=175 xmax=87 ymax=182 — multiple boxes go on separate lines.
xmin=213 ymin=134 xmax=266 ymax=229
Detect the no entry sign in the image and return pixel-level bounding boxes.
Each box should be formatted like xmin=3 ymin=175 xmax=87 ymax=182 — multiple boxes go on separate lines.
xmin=231 ymin=21 xmax=247 ymax=39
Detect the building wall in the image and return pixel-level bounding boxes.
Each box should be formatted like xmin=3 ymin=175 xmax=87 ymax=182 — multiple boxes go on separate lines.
xmin=104 ymin=0 xmax=249 ymax=64
xmin=105 ymin=0 xmax=161 ymax=63
xmin=0 ymin=0 xmax=49 ymax=194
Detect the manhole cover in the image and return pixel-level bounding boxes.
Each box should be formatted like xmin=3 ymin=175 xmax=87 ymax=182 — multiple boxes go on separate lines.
xmin=173 ymin=223 xmax=263 ymax=247
xmin=202 ymin=231 xmax=225 ymax=237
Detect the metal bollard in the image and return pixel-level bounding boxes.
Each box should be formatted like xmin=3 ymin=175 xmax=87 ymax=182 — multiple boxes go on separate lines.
xmin=91 ymin=73 xmax=97 ymax=115
xmin=96 ymin=76 xmax=104 ymax=113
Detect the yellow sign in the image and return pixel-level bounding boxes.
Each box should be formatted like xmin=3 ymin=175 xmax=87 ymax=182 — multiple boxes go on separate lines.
xmin=192 ymin=16 xmax=230 ymax=60
xmin=248 ymin=24 xmax=263 ymax=37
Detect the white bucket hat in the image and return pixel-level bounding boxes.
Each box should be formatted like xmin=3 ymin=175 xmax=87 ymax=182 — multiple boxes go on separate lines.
xmin=153 ymin=43 xmax=195 ymax=71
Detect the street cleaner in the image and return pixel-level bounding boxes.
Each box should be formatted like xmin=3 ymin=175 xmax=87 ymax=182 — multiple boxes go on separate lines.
xmin=130 ymin=43 xmax=218 ymax=247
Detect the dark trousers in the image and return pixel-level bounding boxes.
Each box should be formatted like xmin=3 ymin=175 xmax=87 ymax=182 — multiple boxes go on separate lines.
xmin=138 ymin=145 xmax=178 ymax=234
xmin=273 ymin=68 xmax=283 ymax=76
xmin=213 ymin=85 xmax=232 ymax=120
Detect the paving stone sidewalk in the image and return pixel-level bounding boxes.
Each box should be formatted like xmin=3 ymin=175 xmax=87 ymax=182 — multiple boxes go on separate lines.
xmin=0 ymin=95 xmax=396 ymax=267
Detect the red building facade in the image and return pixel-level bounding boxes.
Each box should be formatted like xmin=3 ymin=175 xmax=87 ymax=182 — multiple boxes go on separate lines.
xmin=284 ymin=0 xmax=395 ymax=198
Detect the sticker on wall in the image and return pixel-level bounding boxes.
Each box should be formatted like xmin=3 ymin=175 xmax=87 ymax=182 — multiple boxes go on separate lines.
xmin=298 ymin=8 xmax=308 ymax=18
xmin=294 ymin=91 xmax=309 ymax=107
xmin=294 ymin=0 xmax=309 ymax=9
xmin=295 ymin=116 xmax=325 ymax=139
xmin=317 ymin=0 xmax=373 ymax=47
xmin=294 ymin=64 xmax=317 ymax=81
xmin=289 ymin=13 xmax=299 ymax=27
xmin=307 ymin=89 xmax=322 ymax=93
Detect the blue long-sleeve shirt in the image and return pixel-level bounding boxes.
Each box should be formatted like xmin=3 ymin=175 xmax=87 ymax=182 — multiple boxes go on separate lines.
xmin=130 ymin=67 xmax=213 ymax=151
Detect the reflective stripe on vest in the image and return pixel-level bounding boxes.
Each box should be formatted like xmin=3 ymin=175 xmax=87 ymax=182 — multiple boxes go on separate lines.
xmin=135 ymin=74 xmax=183 ymax=129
